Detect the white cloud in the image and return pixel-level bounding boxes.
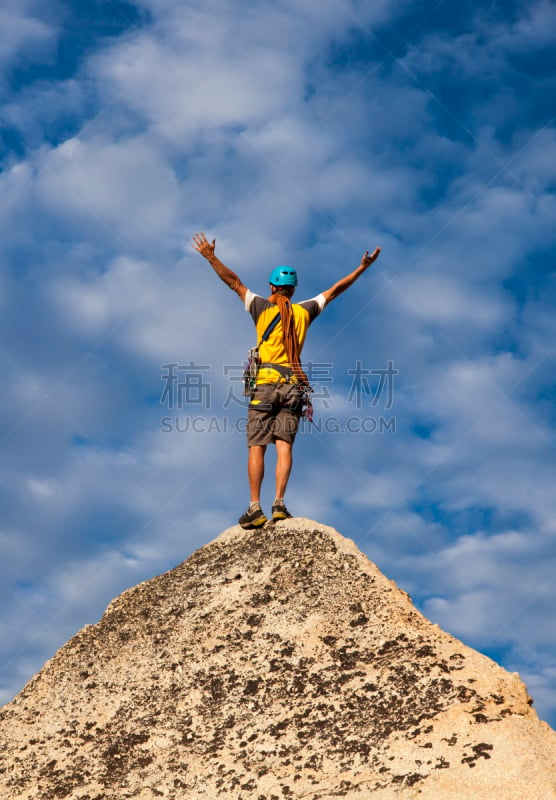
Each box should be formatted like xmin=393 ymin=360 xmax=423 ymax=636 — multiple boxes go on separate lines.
xmin=51 ymin=254 xmax=159 ymax=335
xmin=494 ymin=0 xmax=556 ymax=52
xmin=36 ymin=136 xmax=182 ymax=246
xmin=424 ymin=591 xmax=494 ymax=640
xmin=0 ymin=1 xmax=56 ymax=77
xmin=402 ymin=0 xmax=556 ymax=80
xmin=49 ymin=250 xmax=252 ymax=367
xmin=89 ymin=29 xmax=304 ymax=146
xmin=0 ymin=161 xmax=35 ymax=219
xmin=395 ymin=273 xmax=513 ymax=329
xmin=2 ymin=79 xmax=87 ymax=146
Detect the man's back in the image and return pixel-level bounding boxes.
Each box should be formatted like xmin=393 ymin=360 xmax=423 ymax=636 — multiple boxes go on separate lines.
xmin=245 ymin=291 xmax=324 ymax=383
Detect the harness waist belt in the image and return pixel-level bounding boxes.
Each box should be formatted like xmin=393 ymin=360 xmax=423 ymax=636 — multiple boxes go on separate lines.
xmin=259 ymin=362 xmax=294 ymax=380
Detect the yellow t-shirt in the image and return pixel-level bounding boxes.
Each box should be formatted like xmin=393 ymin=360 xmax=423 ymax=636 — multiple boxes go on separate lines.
xmin=244 ymin=291 xmax=325 ymax=385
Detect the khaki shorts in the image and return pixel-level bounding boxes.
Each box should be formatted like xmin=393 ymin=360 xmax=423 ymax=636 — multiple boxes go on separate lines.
xmin=247 ymin=383 xmax=304 ymax=446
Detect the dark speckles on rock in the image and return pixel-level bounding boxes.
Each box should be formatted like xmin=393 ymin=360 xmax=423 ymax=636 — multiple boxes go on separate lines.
xmin=249 ymin=592 xmax=273 ymax=607
xmin=333 ymin=646 xmax=361 ymax=670
xmin=349 ymin=614 xmax=369 ymax=627
xmin=243 ymin=679 xmax=262 ymax=696
xmin=462 ymin=742 xmax=493 ymax=766
xmin=457 ymin=685 xmax=476 ymax=702
xmin=417 ymin=645 xmax=436 ymax=658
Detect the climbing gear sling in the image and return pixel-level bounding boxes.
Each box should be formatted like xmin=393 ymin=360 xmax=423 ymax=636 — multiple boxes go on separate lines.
xmin=243 ymin=312 xmax=281 ymax=397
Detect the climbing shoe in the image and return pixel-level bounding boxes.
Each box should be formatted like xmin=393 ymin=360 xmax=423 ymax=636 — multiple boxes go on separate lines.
xmin=271 ymin=500 xmax=293 ymax=521
xmin=238 ymin=504 xmax=268 ymax=530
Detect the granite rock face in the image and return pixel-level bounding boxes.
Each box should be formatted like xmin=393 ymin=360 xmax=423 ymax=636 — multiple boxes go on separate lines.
xmin=1 ymin=520 xmax=555 ymax=799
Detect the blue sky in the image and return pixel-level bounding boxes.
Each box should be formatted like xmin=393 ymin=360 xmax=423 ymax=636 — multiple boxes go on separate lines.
xmin=1 ymin=0 xmax=555 ymax=726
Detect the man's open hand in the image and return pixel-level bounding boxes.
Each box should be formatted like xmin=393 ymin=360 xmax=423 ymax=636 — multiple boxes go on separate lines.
xmin=192 ymin=232 xmax=216 ymax=259
xmin=360 ymin=247 xmax=381 ymax=270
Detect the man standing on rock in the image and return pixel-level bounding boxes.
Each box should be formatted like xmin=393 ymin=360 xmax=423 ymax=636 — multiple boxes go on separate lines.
xmin=192 ymin=232 xmax=380 ymax=529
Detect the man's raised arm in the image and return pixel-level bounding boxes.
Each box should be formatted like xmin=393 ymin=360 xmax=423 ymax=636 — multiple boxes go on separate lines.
xmin=192 ymin=232 xmax=248 ymax=302
xmin=321 ymin=247 xmax=381 ymax=305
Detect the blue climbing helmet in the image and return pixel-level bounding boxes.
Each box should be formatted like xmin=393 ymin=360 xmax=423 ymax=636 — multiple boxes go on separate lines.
xmin=269 ymin=265 xmax=298 ymax=287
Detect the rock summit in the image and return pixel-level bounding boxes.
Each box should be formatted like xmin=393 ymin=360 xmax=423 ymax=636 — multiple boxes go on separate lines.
xmin=1 ymin=520 xmax=555 ymax=799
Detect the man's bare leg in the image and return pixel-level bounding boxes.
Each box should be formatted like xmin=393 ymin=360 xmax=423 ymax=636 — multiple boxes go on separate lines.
xmin=248 ymin=445 xmax=266 ymax=504
xmin=275 ymin=439 xmax=293 ymax=499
